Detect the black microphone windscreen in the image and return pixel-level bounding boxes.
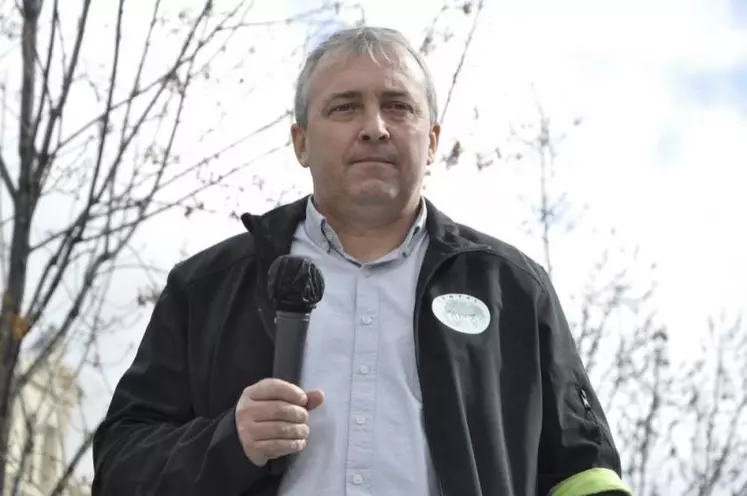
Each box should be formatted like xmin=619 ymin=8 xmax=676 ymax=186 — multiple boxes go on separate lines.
xmin=267 ymin=255 xmax=325 ymax=313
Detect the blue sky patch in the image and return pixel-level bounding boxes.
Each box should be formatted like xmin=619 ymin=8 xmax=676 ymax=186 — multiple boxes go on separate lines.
xmin=730 ymin=0 xmax=747 ymax=27
xmin=681 ymin=62 xmax=747 ymax=114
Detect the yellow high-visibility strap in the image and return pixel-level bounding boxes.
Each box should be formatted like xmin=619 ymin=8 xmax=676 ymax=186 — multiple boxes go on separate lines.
xmin=549 ymin=468 xmax=633 ymax=496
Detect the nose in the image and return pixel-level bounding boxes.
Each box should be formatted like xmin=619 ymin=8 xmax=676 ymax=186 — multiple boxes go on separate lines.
xmin=359 ymin=108 xmax=390 ymax=142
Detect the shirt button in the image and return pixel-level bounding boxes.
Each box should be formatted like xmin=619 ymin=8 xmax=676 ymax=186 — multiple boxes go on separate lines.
xmin=352 ymin=474 xmax=364 ymax=485
xmin=360 ymin=316 xmax=372 ymax=325
xmin=358 ymin=365 xmax=370 ymax=375
xmin=354 ymin=415 xmax=366 ymax=425
xmin=361 ymin=267 xmax=372 ymax=278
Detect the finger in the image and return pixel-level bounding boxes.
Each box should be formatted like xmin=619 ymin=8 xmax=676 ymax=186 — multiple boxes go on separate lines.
xmin=252 ymin=401 xmax=309 ymax=423
xmin=304 ymin=389 xmax=325 ymax=410
xmin=255 ymin=438 xmax=307 ymax=460
xmin=249 ymin=378 xmax=308 ymax=405
xmin=251 ymin=421 xmax=309 ymax=442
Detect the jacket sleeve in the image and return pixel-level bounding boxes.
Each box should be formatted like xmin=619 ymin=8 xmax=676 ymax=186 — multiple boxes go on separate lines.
xmin=535 ymin=274 xmax=632 ymax=496
xmin=91 ymin=268 xmax=264 ymax=495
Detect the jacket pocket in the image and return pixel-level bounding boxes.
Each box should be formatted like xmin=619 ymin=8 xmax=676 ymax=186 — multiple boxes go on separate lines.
xmin=578 ymin=386 xmax=612 ymax=448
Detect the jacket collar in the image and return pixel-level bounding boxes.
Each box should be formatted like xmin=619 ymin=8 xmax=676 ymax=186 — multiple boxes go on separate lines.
xmin=240 ymin=195 xmax=307 ymax=264
xmin=240 ymin=194 xmax=479 ymax=260
xmin=241 ymin=195 xmax=487 ymax=345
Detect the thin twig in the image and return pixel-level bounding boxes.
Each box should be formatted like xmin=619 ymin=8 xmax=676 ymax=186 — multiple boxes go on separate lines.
xmin=29 ymin=110 xmax=289 ymax=252
xmin=34 ymin=0 xmax=92 ymax=192
xmin=439 ymin=0 xmax=485 ymax=124
xmin=31 ymin=0 xmax=59 ymax=146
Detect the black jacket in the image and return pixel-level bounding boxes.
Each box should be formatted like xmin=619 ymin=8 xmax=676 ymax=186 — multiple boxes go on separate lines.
xmin=92 ymin=196 xmax=631 ymax=496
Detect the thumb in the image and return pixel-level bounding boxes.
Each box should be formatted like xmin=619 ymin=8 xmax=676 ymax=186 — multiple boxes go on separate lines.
xmin=304 ymin=389 xmax=325 ymax=410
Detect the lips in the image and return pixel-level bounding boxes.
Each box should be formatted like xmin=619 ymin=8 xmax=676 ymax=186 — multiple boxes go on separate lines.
xmin=351 ymin=156 xmax=396 ymax=165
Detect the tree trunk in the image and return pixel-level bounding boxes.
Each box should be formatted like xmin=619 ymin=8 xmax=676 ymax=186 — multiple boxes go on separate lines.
xmin=0 ymin=1 xmax=40 ymax=492
xmin=0 ymin=199 xmax=34 ymax=495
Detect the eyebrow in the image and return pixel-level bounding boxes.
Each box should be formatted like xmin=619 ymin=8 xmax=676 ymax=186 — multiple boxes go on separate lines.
xmin=323 ymin=89 xmax=414 ymax=106
xmin=380 ymin=90 xmax=413 ymax=100
xmin=324 ymin=90 xmax=360 ymax=104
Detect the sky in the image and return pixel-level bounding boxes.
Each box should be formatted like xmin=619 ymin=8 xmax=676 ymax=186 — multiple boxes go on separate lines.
xmin=2 ymin=0 xmax=745 ymax=485
xmin=267 ymin=0 xmax=747 ymax=353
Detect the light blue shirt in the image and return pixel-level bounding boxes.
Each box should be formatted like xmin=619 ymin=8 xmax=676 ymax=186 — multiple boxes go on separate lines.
xmin=277 ymin=197 xmax=440 ymax=495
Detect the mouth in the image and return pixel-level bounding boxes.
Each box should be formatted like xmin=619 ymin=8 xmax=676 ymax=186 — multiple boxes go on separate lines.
xmin=351 ymin=158 xmax=396 ymax=166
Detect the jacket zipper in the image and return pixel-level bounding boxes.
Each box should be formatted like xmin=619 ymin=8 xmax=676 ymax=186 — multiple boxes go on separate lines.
xmin=413 ymin=246 xmax=496 ymax=496
xmin=579 ymin=387 xmax=612 ymax=447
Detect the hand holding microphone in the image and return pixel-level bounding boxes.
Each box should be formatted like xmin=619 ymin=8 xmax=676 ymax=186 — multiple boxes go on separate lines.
xmin=234 ymin=255 xmax=325 ymax=469
xmin=234 ymin=378 xmax=324 ymax=467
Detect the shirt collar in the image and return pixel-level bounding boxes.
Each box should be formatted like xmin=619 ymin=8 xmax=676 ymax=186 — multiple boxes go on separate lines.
xmin=303 ymin=196 xmax=428 ymax=259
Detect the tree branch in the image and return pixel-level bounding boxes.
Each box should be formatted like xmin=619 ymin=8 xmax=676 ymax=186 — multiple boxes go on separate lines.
xmin=34 ymin=0 xmax=92 ymax=193
xmin=0 ymin=154 xmax=15 ymax=201
xmin=85 ymin=0 xmax=125 ymax=240
xmin=117 ymin=0 xmax=162 ymax=152
xmin=16 ymin=0 xmax=206 ymax=394
xmin=9 ymin=394 xmax=34 ymax=496
xmin=49 ymin=0 xmax=228 ymax=159
xmin=14 ymin=250 xmax=111 ymax=397
xmin=77 ymin=138 xmax=289 ymax=245
xmin=44 ymin=269 xmax=114 ymax=495
xmin=22 ymin=1 xmax=218 ymax=331
xmin=439 ymin=0 xmax=485 ymax=125
xmin=30 ymin=0 xmax=59 ymax=147
xmin=29 ymin=110 xmax=289 ymax=253
xmin=49 ymin=429 xmax=94 ymax=496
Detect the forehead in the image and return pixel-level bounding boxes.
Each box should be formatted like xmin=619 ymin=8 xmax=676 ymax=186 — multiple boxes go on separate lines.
xmin=307 ymin=47 xmax=428 ymax=103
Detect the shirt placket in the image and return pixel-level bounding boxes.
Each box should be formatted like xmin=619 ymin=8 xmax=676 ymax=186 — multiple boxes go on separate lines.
xmin=345 ymin=264 xmax=379 ymax=494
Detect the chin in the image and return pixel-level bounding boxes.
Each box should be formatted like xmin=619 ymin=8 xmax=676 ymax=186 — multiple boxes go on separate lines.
xmin=350 ymin=187 xmax=398 ymax=206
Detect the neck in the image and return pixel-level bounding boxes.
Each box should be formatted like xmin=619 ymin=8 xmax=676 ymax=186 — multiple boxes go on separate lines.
xmin=315 ymin=197 xmax=421 ymax=263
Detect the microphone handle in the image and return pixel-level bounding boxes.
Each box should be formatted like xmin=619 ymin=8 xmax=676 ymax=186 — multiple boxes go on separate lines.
xmin=272 ymin=310 xmax=310 ymax=384
xmin=270 ymin=310 xmax=310 ymax=476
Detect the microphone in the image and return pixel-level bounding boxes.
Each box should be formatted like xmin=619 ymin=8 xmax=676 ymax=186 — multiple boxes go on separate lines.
xmin=266 ymin=255 xmax=325 ymax=474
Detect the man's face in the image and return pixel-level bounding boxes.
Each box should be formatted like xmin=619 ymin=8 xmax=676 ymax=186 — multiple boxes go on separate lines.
xmin=291 ymin=48 xmax=440 ymax=211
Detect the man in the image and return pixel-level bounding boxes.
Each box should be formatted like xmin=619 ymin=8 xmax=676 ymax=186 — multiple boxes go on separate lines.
xmin=92 ymin=27 xmax=632 ymax=496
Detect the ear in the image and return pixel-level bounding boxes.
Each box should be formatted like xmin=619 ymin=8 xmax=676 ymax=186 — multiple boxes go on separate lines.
xmin=291 ymin=123 xmax=310 ymax=168
xmin=427 ymin=123 xmax=441 ymax=165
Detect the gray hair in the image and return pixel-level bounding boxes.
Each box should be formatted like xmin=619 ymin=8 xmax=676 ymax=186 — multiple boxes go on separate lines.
xmin=293 ymin=26 xmax=439 ymax=128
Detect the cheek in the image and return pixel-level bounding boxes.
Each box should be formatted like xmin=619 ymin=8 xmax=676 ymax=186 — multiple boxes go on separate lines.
xmin=309 ymin=129 xmax=350 ymax=160
xmin=396 ymin=130 xmax=431 ymax=161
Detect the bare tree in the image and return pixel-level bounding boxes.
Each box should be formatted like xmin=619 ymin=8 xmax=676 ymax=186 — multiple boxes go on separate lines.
xmin=665 ymin=316 xmax=747 ymax=496
xmin=500 ymin=106 xmax=675 ymax=485
xmin=451 ymin=96 xmax=747 ymax=495
xmin=611 ymin=314 xmax=747 ymax=496
xmin=0 ymin=0 xmax=353 ymax=492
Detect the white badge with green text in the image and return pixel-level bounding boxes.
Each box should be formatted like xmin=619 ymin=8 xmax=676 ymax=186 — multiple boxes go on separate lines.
xmin=431 ymin=293 xmax=491 ymax=335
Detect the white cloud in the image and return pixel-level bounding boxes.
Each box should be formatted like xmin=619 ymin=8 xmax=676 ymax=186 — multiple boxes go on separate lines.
xmin=409 ymin=0 xmax=747 ymax=355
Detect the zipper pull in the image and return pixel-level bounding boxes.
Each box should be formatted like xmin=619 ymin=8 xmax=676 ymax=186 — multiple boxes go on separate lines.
xmin=579 ymin=388 xmax=592 ymax=410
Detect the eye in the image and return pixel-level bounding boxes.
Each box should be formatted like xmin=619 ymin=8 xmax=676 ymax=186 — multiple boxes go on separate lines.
xmin=330 ymin=102 xmax=357 ymax=113
xmin=384 ymin=101 xmax=414 ymax=113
